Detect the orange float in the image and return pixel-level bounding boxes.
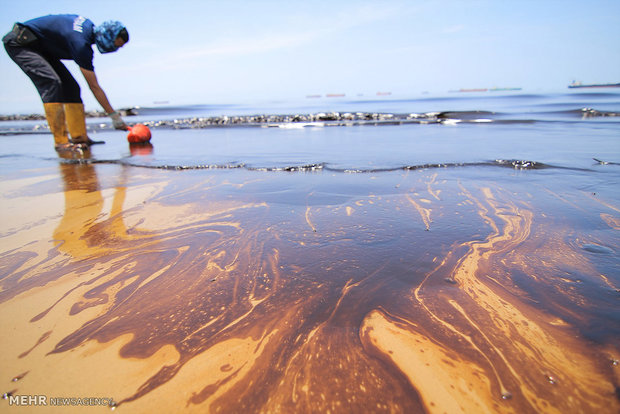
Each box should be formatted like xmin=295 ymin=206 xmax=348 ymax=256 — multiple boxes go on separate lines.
xmin=126 ymin=123 xmax=151 ymax=143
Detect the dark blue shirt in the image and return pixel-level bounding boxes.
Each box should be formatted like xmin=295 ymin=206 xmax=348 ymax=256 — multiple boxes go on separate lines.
xmin=22 ymin=14 xmax=96 ymax=71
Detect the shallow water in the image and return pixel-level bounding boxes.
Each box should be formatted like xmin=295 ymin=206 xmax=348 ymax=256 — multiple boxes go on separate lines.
xmin=0 ymin=91 xmax=619 ymax=413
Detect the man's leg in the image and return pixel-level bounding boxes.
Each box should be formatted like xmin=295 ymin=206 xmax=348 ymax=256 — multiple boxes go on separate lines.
xmin=4 ymin=37 xmax=85 ymax=150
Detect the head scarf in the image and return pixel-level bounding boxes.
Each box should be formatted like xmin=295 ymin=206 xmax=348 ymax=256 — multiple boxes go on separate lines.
xmin=94 ymin=20 xmax=127 ymax=53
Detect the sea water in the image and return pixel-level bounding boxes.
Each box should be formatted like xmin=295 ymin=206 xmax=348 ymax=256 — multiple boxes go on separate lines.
xmin=1 ymin=91 xmax=619 ymax=172
xmin=0 ymin=90 xmax=619 ymax=413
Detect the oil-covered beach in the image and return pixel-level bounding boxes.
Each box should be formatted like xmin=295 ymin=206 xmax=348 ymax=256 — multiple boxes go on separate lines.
xmin=1 ymin=92 xmax=619 ymax=413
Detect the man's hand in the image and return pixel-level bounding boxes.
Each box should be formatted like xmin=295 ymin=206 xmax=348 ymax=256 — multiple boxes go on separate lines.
xmin=108 ymin=111 xmax=128 ymax=130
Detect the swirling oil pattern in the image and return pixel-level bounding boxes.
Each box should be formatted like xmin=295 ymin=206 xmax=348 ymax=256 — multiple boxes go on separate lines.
xmin=0 ymin=161 xmax=618 ymax=413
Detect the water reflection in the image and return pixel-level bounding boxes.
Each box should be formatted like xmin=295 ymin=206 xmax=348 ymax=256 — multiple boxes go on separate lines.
xmin=129 ymin=142 xmax=154 ymax=157
xmin=54 ymin=154 xmax=134 ymax=259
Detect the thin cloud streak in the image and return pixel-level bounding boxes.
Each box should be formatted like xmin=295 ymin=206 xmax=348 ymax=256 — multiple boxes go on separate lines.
xmin=122 ymin=3 xmax=406 ymax=73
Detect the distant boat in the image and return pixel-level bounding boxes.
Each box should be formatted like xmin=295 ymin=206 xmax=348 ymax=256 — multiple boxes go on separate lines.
xmin=456 ymin=88 xmax=488 ymax=93
xmin=326 ymin=93 xmax=345 ymax=98
xmin=568 ymin=81 xmax=620 ymax=89
xmin=306 ymin=95 xmax=321 ymax=99
xmin=376 ymin=91 xmax=392 ymax=96
xmin=448 ymin=87 xmax=521 ymax=93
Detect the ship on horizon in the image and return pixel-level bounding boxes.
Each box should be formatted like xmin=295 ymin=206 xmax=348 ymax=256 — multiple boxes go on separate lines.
xmin=569 ymin=81 xmax=620 ymax=89
xmin=448 ymin=87 xmax=521 ymax=93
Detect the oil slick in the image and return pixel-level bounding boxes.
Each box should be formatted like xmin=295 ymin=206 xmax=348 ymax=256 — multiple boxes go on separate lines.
xmin=0 ymin=165 xmax=618 ymax=413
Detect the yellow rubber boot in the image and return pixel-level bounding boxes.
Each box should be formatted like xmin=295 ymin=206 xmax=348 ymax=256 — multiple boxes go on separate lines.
xmin=64 ymin=103 xmax=105 ymax=146
xmin=43 ymin=102 xmax=69 ymax=147
xmin=64 ymin=103 xmax=88 ymax=144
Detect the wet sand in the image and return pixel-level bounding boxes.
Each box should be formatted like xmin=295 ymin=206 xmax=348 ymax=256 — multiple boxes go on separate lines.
xmin=1 ymin=153 xmax=619 ymax=412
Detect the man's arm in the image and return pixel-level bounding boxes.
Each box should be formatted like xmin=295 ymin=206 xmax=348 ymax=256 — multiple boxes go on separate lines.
xmin=80 ymin=67 xmax=114 ymax=113
xmin=80 ymin=67 xmax=127 ymax=129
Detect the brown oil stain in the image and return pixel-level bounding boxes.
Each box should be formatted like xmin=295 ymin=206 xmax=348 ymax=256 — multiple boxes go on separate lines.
xmin=0 ymin=163 xmax=618 ymax=413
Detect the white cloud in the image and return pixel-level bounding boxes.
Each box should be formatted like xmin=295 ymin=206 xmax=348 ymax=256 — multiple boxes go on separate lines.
xmin=116 ymin=3 xmax=406 ymax=75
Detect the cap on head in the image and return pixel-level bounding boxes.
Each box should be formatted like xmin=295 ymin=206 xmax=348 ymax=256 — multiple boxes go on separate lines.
xmin=94 ymin=21 xmax=128 ymax=53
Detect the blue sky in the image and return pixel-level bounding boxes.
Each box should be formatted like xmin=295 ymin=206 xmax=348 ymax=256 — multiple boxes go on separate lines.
xmin=1 ymin=0 xmax=619 ymax=113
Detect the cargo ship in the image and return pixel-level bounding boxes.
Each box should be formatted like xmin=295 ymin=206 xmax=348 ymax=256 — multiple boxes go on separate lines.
xmin=568 ymin=81 xmax=620 ymax=89
xmin=449 ymin=87 xmax=521 ymax=93
xmin=490 ymin=87 xmax=522 ymax=92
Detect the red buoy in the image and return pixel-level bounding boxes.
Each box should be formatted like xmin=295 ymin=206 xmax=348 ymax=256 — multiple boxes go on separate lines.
xmin=127 ymin=123 xmax=151 ymax=143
